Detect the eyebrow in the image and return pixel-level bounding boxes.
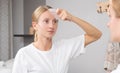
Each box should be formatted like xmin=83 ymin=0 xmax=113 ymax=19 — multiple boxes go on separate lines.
xmin=40 ymin=18 xmax=58 ymax=22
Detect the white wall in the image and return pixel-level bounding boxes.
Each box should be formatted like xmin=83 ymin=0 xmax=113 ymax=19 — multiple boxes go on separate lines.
xmin=46 ymin=0 xmax=110 ymax=73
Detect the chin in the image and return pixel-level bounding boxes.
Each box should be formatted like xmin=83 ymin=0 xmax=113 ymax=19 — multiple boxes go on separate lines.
xmin=46 ymin=35 xmax=54 ymax=39
xmin=45 ymin=33 xmax=55 ymax=39
xmin=110 ymin=36 xmax=120 ymax=42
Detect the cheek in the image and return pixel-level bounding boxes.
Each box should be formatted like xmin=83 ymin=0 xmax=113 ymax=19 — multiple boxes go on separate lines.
xmin=54 ymin=24 xmax=58 ymax=32
xmin=110 ymin=23 xmax=120 ymax=41
xmin=38 ymin=23 xmax=47 ymax=30
xmin=37 ymin=25 xmax=47 ymax=35
xmin=108 ymin=19 xmax=116 ymax=29
xmin=114 ymin=24 xmax=120 ymax=36
xmin=55 ymin=24 xmax=58 ymax=29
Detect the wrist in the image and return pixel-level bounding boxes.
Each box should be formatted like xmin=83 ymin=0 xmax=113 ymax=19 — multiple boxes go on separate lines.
xmin=69 ymin=15 xmax=74 ymax=21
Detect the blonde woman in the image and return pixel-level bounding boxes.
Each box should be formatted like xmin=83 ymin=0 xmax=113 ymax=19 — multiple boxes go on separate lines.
xmin=106 ymin=0 xmax=120 ymax=73
xmin=12 ymin=5 xmax=102 ymax=73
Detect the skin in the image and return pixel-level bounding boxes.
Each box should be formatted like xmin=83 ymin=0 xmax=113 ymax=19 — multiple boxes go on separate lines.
xmin=32 ymin=8 xmax=102 ymax=51
xmin=107 ymin=0 xmax=120 ymax=42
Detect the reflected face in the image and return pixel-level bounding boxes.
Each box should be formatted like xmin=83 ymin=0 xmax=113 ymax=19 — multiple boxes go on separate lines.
xmin=107 ymin=0 xmax=120 ymax=42
xmin=36 ymin=10 xmax=58 ymax=39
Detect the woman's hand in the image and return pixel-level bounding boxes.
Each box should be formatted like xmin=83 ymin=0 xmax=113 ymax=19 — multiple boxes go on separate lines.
xmin=56 ymin=8 xmax=73 ymax=21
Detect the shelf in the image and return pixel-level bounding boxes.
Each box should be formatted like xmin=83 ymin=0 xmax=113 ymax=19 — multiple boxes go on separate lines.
xmin=14 ymin=34 xmax=34 ymax=37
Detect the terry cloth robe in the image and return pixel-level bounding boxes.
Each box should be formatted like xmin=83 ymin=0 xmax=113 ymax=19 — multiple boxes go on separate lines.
xmin=104 ymin=42 xmax=120 ymax=73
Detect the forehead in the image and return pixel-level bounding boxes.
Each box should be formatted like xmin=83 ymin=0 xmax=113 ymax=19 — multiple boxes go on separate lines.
xmin=39 ymin=10 xmax=54 ymax=19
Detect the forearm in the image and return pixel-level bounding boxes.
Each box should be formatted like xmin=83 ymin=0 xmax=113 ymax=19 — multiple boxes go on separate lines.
xmin=71 ymin=15 xmax=102 ymax=39
xmin=56 ymin=8 xmax=102 ymax=46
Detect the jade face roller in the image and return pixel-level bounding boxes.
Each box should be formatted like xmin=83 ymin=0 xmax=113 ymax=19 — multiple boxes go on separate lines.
xmin=49 ymin=9 xmax=59 ymax=19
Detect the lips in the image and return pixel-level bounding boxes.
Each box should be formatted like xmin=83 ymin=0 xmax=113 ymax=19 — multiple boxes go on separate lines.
xmin=48 ymin=30 xmax=55 ymax=33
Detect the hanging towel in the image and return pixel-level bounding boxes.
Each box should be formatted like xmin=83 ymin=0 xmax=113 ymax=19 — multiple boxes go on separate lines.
xmin=104 ymin=42 xmax=120 ymax=72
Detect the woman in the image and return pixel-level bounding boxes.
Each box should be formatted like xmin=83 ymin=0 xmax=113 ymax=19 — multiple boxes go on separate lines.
xmin=107 ymin=0 xmax=120 ymax=42
xmin=12 ymin=5 xmax=102 ymax=73
xmin=106 ymin=0 xmax=120 ymax=73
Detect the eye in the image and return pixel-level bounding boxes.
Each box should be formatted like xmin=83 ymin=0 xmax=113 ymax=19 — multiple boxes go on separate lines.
xmin=107 ymin=4 xmax=109 ymax=8
xmin=43 ymin=19 xmax=49 ymax=24
xmin=53 ymin=19 xmax=58 ymax=24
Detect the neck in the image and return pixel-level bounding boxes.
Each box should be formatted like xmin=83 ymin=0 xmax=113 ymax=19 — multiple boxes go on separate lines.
xmin=33 ymin=36 xmax=52 ymax=51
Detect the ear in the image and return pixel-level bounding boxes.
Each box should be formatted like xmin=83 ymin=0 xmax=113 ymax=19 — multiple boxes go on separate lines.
xmin=32 ymin=22 xmax=37 ymax=30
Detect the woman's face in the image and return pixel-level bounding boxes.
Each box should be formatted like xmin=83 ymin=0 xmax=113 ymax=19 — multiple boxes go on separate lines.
xmin=107 ymin=0 xmax=120 ymax=42
xmin=36 ymin=10 xmax=58 ymax=39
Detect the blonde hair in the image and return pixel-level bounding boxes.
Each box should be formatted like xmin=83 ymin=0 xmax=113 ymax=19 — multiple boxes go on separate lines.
xmin=32 ymin=5 xmax=52 ymax=42
xmin=112 ymin=0 xmax=120 ymax=17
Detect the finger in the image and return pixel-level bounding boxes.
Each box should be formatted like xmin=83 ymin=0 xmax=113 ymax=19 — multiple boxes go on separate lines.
xmin=59 ymin=13 xmax=63 ymax=18
xmin=56 ymin=8 xmax=62 ymax=15
xmin=61 ymin=16 xmax=66 ymax=21
xmin=60 ymin=14 xmax=68 ymax=21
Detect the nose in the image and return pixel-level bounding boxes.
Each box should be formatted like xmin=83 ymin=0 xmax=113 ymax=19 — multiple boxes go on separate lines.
xmin=107 ymin=22 xmax=110 ymax=27
xmin=49 ymin=21 xmax=55 ymax=28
